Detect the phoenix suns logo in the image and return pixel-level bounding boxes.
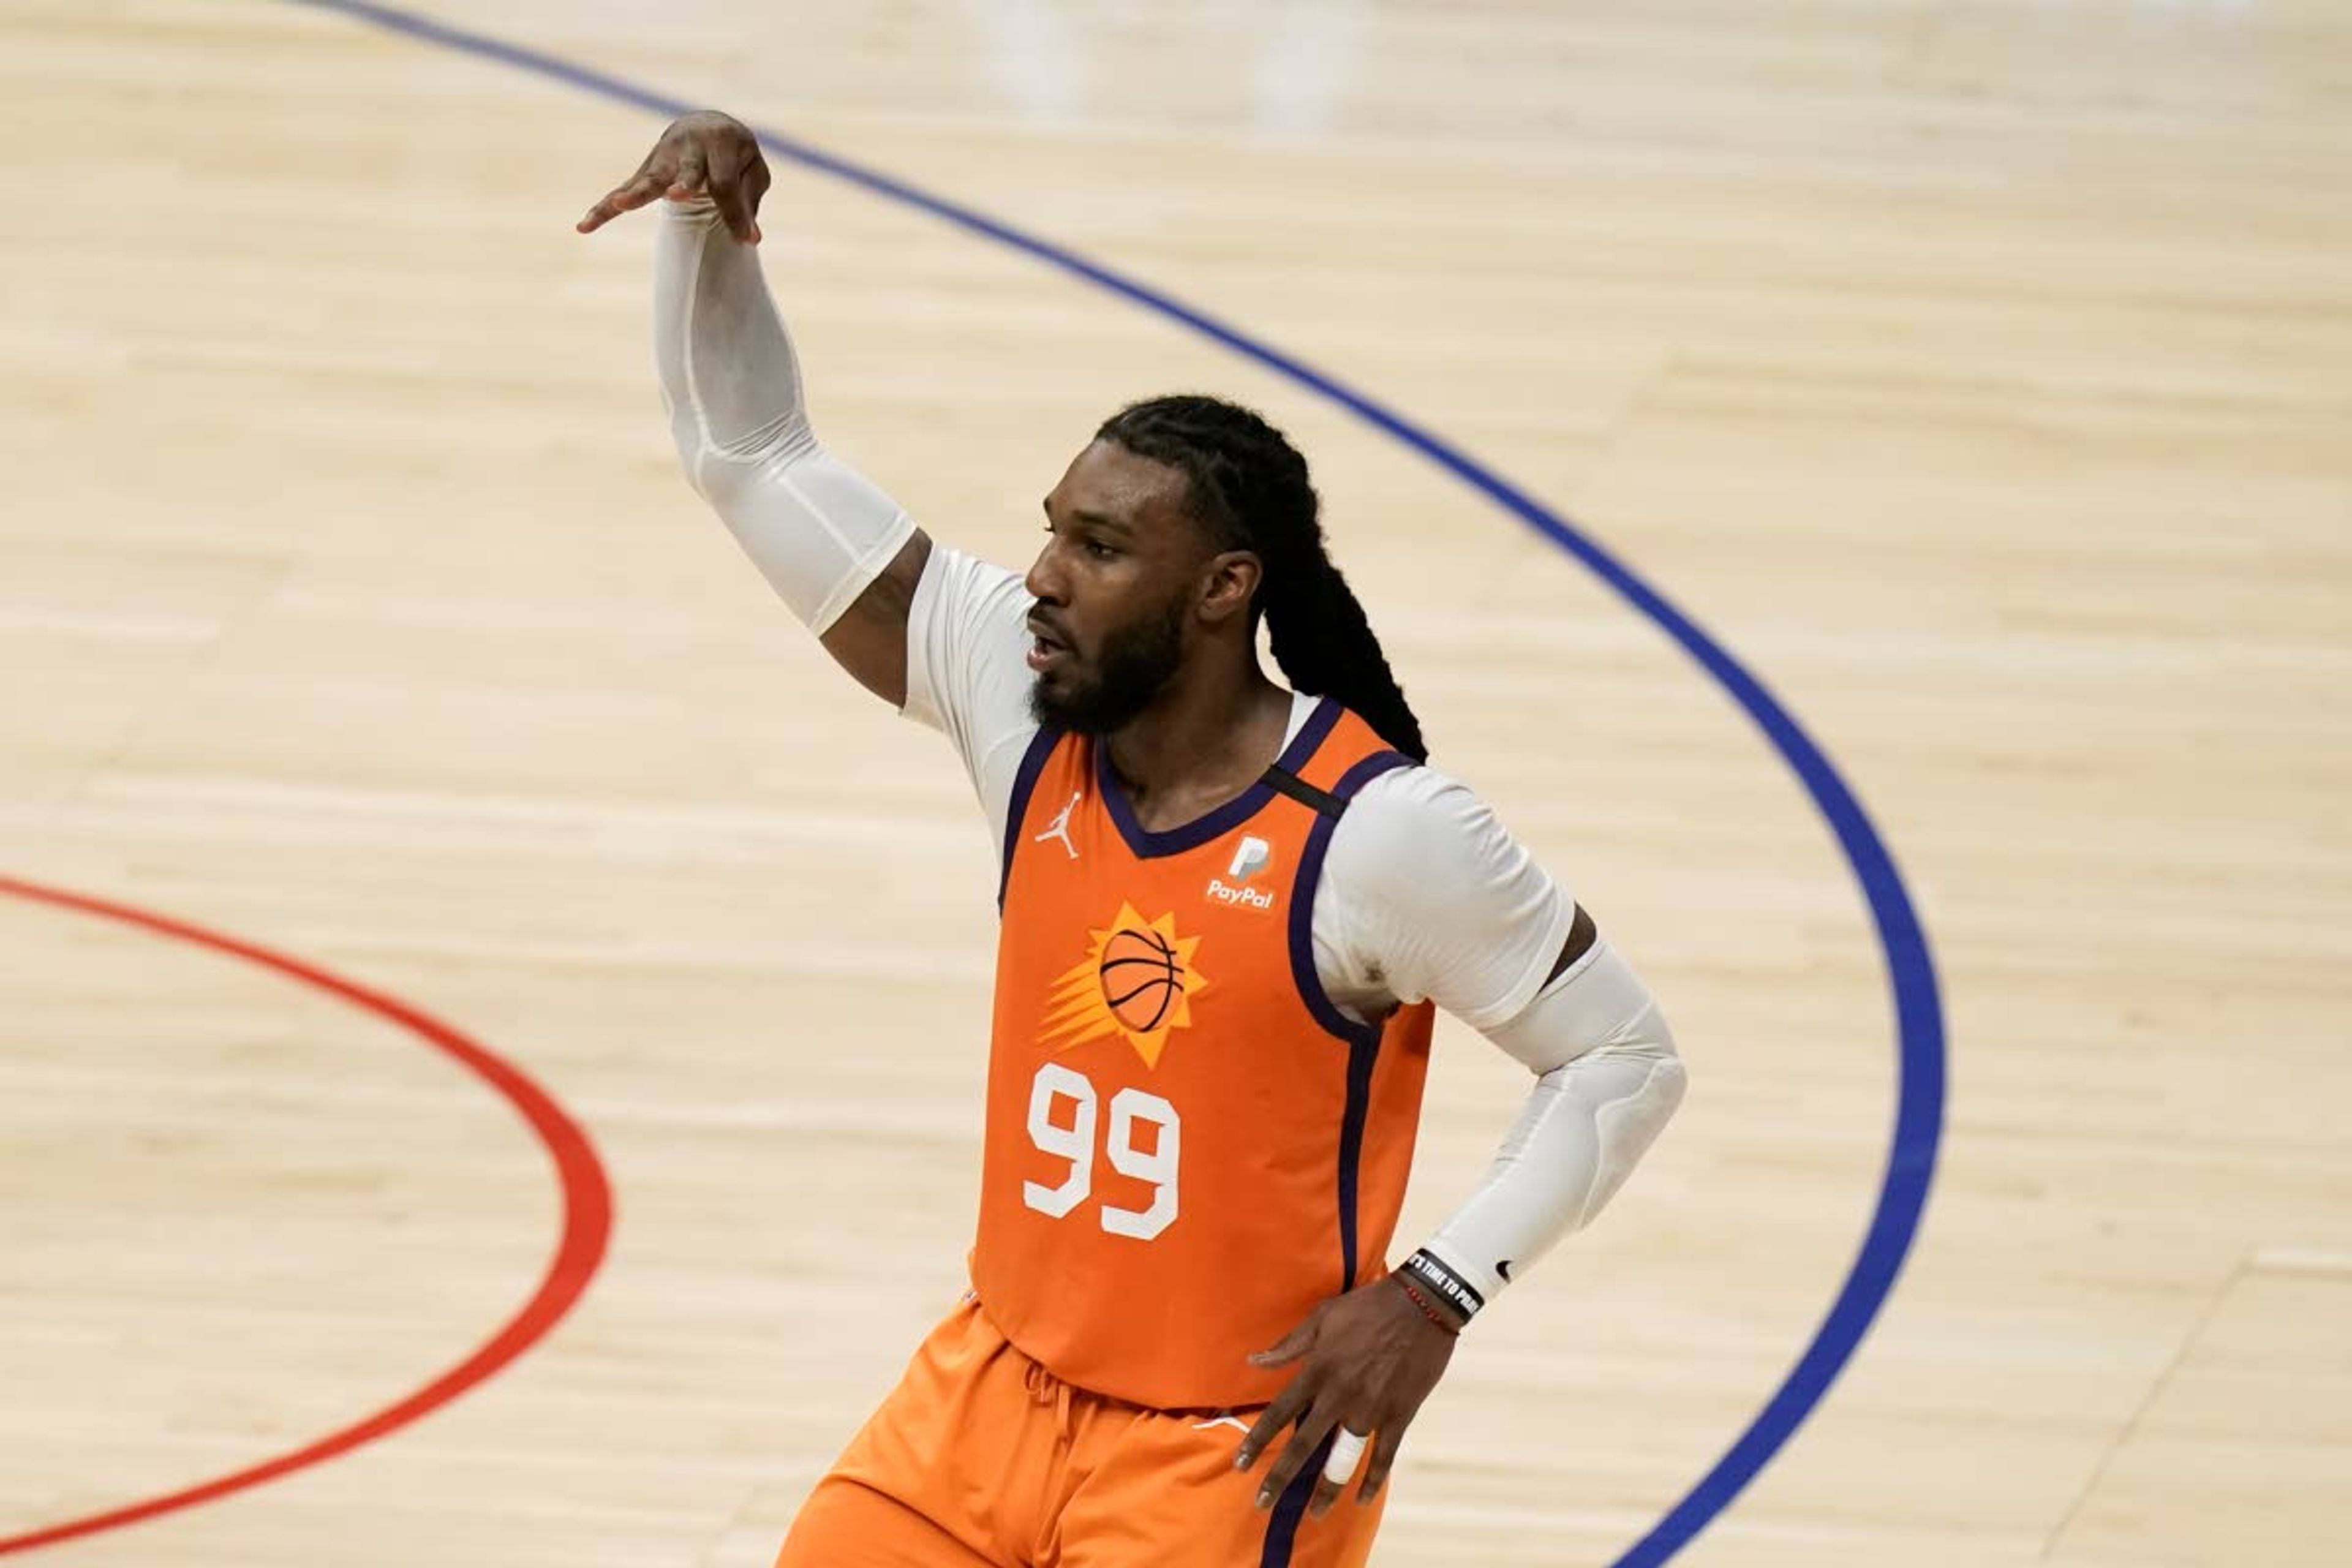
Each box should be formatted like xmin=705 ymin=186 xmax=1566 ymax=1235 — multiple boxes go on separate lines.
xmin=1039 ymin=901 xmax=1210 ymax=1068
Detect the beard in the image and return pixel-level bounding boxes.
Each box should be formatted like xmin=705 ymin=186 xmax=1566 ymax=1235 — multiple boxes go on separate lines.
xmin=1028 ymin=594 xmax=1188 ymax=735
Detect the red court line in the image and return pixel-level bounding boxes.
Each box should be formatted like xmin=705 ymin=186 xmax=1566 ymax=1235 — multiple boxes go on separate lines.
xmin=0 ymin=873 xmax=614 ymax=1555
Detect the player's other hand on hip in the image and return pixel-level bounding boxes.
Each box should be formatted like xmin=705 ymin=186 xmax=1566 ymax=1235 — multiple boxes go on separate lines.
xmin=576 ymin=109 xmax=771 ymax=244
xmin=1234 ymin=1276 xmax=1463 ymax=1520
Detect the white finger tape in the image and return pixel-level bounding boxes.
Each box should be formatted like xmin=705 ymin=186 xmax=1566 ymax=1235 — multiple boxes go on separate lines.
xmin=1321 ymin=1428 xmax=1370 ymax=1487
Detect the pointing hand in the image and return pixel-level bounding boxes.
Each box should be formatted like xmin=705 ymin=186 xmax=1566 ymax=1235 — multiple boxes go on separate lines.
xmin=577 ymin=109 xmax=770 ymax=244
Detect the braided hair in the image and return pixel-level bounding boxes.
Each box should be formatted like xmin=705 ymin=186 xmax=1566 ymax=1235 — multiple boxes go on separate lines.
xmin=1096 ymin=394 xmax=1427 ymax=763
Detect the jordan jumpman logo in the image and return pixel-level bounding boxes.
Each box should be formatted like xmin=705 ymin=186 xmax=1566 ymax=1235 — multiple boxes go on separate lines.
xmin=1033 ymin=790 xmax=1081 ymax=860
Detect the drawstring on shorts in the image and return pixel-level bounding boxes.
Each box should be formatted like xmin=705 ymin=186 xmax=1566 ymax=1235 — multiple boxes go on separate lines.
xmin=1022 ymin=1359 xmax=1077 ymax=1444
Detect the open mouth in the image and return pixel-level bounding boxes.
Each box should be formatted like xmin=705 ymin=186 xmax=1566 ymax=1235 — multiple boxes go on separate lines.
xmin=1027 ymin=617 xmax=1072 ymax=673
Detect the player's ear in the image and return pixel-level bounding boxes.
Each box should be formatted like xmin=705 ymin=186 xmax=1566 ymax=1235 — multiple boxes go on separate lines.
xmin=1197 ymin=549 xmax=1262 ymax=627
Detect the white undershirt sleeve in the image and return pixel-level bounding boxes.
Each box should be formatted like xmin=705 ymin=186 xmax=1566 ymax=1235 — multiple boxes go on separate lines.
xmin=1420 ymin=942 xmax=1687 ymax=1305
xmin=1313 ymin=767 xmax=1575 ymax=1028
xmin=1318 ymin=774 xmax=1686 ymax=1307
xmin=900 ymin=543 xmax=1047 ymax=840
xmin=654 ymin=198 xmax=915 ymax=633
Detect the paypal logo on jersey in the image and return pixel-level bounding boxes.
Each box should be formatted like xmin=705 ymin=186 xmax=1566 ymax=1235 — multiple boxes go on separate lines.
xmin=1227 ymin=836 xmax=1272 ymax=881
xmin=1206 ymin=835 xmax=1276 ymax=910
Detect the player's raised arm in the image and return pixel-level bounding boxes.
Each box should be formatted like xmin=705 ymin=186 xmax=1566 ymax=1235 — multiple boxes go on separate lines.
xmin=579 ymin=110 xmax=933 ymax=707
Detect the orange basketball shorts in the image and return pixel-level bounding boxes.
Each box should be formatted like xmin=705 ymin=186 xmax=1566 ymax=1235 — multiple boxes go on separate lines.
xmin=774 ymin=1292 xmax=1384 ymax=1568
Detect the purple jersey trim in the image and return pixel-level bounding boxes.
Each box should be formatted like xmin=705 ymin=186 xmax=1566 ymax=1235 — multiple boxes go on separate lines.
xmin=1283 ymin=747 xmax=1415 ymax=1297
xmin=1259 ymin=1431 xmax=1336 ymax=1567
xmin=1094 ymin=696 xmax=1343 ymax=860
xmin=995 ymin=723 xmax=1067 ymax=913
xmin=1285 ymin=748 xmax=1414 ymax=1048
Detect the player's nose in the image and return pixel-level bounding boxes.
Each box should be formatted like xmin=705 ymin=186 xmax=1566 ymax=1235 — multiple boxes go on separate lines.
xmin=1024 ymin=541 xmax=1069 ymax=607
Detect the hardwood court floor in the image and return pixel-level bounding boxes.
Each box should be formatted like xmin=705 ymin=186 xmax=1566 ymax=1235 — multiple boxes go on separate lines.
xmin=1 ymin=2 xmax=2346 ymax=1564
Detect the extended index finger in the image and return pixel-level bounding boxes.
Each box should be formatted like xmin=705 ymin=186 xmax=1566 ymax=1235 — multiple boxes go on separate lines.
xmin=576 ymin=170 xmax=666 ymax=233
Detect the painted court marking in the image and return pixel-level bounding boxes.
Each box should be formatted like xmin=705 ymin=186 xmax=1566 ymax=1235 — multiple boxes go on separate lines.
xmin=0 ymin=875 xmax=613 ymax=1556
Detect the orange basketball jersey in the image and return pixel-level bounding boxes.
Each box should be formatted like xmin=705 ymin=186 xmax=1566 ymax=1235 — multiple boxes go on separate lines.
xmin=971 ymin=698 xmax=1436 ymax=1411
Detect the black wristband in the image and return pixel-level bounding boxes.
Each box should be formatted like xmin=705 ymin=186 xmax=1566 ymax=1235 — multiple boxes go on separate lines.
xmin=1397 ymin=1248 xmax=1485 ymax=1323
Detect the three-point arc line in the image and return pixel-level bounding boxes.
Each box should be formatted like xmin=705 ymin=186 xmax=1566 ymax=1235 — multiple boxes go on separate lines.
xmin=0 ymin=874 xmax=614 ymax=1556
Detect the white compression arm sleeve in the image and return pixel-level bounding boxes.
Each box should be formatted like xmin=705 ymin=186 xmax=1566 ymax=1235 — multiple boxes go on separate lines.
xmin=1419 ymin=940 xmax=1688 ymax=1306
xmin=655 ymin=199 xmax=916 ymax=632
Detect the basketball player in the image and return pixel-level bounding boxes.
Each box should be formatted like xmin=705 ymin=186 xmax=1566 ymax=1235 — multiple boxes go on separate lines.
xmin=580 ymin=111 xmax=1687 ymax=1568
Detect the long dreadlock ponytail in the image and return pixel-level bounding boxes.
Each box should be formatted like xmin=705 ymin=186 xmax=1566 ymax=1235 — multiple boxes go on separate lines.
xmin=1096 ymin=394 xmax=1428 ymax=763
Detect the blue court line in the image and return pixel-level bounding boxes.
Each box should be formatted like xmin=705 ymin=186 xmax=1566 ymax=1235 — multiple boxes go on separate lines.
xmin=288 ymin=3 xmax=1947 ymax=1560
